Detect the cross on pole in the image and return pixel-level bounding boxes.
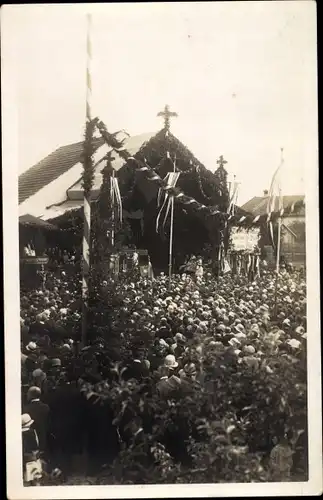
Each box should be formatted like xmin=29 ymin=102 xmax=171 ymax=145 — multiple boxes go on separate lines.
xmin=216 ymin=155 xmax=228 ymax=169
xmin=157 ymin=104 xmax=178 ymax=131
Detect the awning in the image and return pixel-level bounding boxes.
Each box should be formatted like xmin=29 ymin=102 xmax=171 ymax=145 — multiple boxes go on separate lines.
xmin=19 ymin=214 xmax=58 ymax=230
xmin=42 ymin=200 xmax=143 ymax=223
xmin=41 ymin=201 xmax=83 ymax=221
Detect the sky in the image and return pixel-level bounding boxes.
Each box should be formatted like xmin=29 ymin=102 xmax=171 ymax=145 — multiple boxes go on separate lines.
xmin=3 ymin=2 xmax=317 ymax=204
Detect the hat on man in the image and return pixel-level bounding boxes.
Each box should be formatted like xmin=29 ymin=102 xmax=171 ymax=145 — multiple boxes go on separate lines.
xmin=175 ymin=332 xmax=186 ymax=344
xmin=27 ymin=386 xmax=41 ymax=401
xmin=61 ymin=343 xmax=71 ymax=352
xmin=184 ymin=363 xmax=197 ymax=377
xmin=32 ymin=368 xmax=46 ymax=382
xmin=22 ymin=413 xmax=34 ymax=432
xmin=26 ymin=342 xmax=38 ymax=353
xmin=51 ymin=358 xmax=62 ymax=368
xmin=164 ymin=354 xmax=178 ymax=369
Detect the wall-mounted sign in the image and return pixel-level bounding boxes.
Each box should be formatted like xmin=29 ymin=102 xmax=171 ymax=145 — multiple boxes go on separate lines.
xmin=246 ymin=228 xmax=261 ymax=252
xmin=231 ymin=228 xmax=260 ymax=252
xmin=20 ymin=257 xmax=49 ymax=265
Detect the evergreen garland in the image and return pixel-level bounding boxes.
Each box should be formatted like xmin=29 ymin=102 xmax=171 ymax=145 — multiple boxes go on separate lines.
xmin=81 ymin=118 xmax=98 ymax=196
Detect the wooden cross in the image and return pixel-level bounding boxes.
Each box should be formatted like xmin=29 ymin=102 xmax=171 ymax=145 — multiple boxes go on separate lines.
xmin=216 ymin=155 xmax=228 ymax=168
xmin=157 ymin=104 xmax=178 ymax=131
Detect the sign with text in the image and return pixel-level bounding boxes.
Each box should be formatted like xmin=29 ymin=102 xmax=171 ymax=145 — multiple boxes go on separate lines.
xmin=231 ymin=228 xmax=260 ymax=252
xmin=246 ymin=228 xmax=261 ymax=251
xmin=20 ymin=257 xmax=49 ymax=265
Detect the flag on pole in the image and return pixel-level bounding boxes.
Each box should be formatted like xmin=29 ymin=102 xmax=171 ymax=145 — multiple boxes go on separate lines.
xmin=111 ymin=175 xmax=123 ymax=223
xmin=267 ymin=150 xmax=284 ymax=246
xmin=267 ymin=152 xmax=284 ymax=215
xmin=156 ymin=159 xmax=180 ymax=233
xmin=223 ymin=258 xmax=231 ymax=274
xmin=227 ymin=180 xmax=239 ymax=215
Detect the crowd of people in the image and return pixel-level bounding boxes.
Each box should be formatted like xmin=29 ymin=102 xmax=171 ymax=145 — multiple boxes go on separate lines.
xmin=20 ymin=259 xmax=308 ymax=485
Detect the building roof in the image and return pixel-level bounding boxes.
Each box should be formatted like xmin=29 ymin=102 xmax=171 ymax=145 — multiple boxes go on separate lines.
xmin=19 ymin=214 xmax=58 ymax=230
xmin=241 ymin=195 xmax=305 ymax=216
xmin=67 ymin=132 xmax=155 ymax=200
xmin=18 ymin=126 xmax=229 ymax=221
xmin=18 ymin=132 xmax=155 ymax=218
xmin=19 ymin=137 xmax=104 ymax=204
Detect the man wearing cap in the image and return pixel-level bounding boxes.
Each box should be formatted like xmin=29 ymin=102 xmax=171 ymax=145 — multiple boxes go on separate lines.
xmin=22 ymin=413 xmax=42 ymax=485
xmin=122 ymin=351 xmax=150 ymax=382
xmin=24 ymin=386 xmax=50 ymax=456
xmin=31 ymin=368 xmax=49 ymax=397
xmin=156 ymin=364 xmax=181 ymax=398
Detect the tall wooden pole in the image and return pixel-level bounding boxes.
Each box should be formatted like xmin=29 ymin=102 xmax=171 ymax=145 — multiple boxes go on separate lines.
xmin=111 ymin=170 xmax=115 ymax=248
xmin=276 ymin=215 xmax=282 ymax=273
xmin=274 ymin=148 xmax=284 ymax=318
xmin=81 ymin=13 xmax=93 ymax=347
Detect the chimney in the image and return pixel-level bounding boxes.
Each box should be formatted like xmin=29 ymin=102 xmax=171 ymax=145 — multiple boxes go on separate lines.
xmin=263 ymin=190 xmax=269 ymax=196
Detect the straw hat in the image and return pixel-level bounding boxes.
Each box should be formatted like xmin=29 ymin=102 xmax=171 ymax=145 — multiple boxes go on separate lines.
xmin=26 ymin=342 xmax=38 ymax=352
xmin=287 ymin=338 xmax=301 ymax=349
xmin=22 ymin=413 xmax=34 ymax=432
xmin=164 ymin=354 xmax=178 ymax=369
xmin=243 ymin=345 xmax=256 ymax=355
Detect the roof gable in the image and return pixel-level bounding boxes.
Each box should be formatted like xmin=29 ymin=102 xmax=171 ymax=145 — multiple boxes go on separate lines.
xmin=19 ymin=126 xmax=230 ymax=220
xmin=67 ymin=132 xmax=155 ymax=200
xmin=241 ymin=195 xmax=305 ymax=215
xmin=18 ymin=137 xmax=104 ymax=204
xmin=123 ymin=129 xmax=229 ymax=207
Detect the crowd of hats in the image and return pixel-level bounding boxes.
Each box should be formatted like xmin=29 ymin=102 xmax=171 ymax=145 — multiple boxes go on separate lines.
xmin=20 ymin=265 xmax=308 ymax=483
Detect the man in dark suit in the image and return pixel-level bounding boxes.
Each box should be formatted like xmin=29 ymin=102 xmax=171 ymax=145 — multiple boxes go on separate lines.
xmin=24 ymin=386 xmax=50 ymax=456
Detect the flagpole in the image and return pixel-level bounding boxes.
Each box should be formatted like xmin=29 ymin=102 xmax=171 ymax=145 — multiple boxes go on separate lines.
xmin=111 ymin=170 xmax=115 ymax=248
xmin=110 ymin=169 xmax=116 ymax=277
xmin=274 ymin=148 xmax=284 ymax=318
xmin=168 ymin=158 xmax=176 ymax=286
xmin=276 ymin=212 xmax=282 ymax=273
xmin=81 ymin=13 xmax=93 ymax=348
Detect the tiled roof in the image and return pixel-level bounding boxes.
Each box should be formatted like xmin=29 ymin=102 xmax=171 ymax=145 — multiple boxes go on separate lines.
xmin=67 ymin=132 xmax=155 ymax=200
xmin=18 ymin=137 xmax=104 ymax=204
xmin=241 ymin=195 xmax=305 ymax=215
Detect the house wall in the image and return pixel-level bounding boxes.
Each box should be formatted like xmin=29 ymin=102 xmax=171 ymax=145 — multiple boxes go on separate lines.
xmin=281 ymin=214 xmax=306 ymax=268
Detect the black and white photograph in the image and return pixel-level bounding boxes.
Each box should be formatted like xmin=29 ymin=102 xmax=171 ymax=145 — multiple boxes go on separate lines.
xmin=2 ymin=2 xmax=322 ymax=498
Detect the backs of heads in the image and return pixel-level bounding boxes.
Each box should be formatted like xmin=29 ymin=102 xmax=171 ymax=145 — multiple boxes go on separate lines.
xmin=32 ymin=368 xmax=46 ymax=381
xmin=27 ymin=386 xmax=41 ymax=400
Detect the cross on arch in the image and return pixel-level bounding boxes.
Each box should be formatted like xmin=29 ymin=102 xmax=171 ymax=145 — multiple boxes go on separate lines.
xmin=216 ymin=155 xmax=228 ymax=168
xmin=157 ymin=104 xmax=178 ymax=131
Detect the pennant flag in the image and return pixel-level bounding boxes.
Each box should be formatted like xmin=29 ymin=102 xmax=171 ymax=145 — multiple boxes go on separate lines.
xmin=267 ymin=150 xmax=284 ymax=216
xmin=157 ymin=173 xmax=170 ymax=208
xmin=255 ymin=255 xmax=260 ymax=277
xmin=267 ymin=149 xmax=284 ymax=245
xmin=111 ymin=176 xmax=123 ymax=223
xmin=223 ymin=258 xmax=231 ymax=274
xmin=227 ymin=181 xmax=239 ymax=215
xmin=156 ymin=166 xmax=180 ymax=233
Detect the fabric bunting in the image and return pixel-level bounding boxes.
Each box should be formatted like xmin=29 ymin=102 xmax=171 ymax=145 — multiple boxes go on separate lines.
xmin=156 ymin=170 xmax=180 ymax=233
xmin=111 ymin=176 xmax=123 ymax=223
xmin=96 ymin=119 xmax=305 ymax=227
xmin=267 ymin=149 xmax=284 ymax=245
xmin=228 ymin=181 xmax=239 ymax=215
